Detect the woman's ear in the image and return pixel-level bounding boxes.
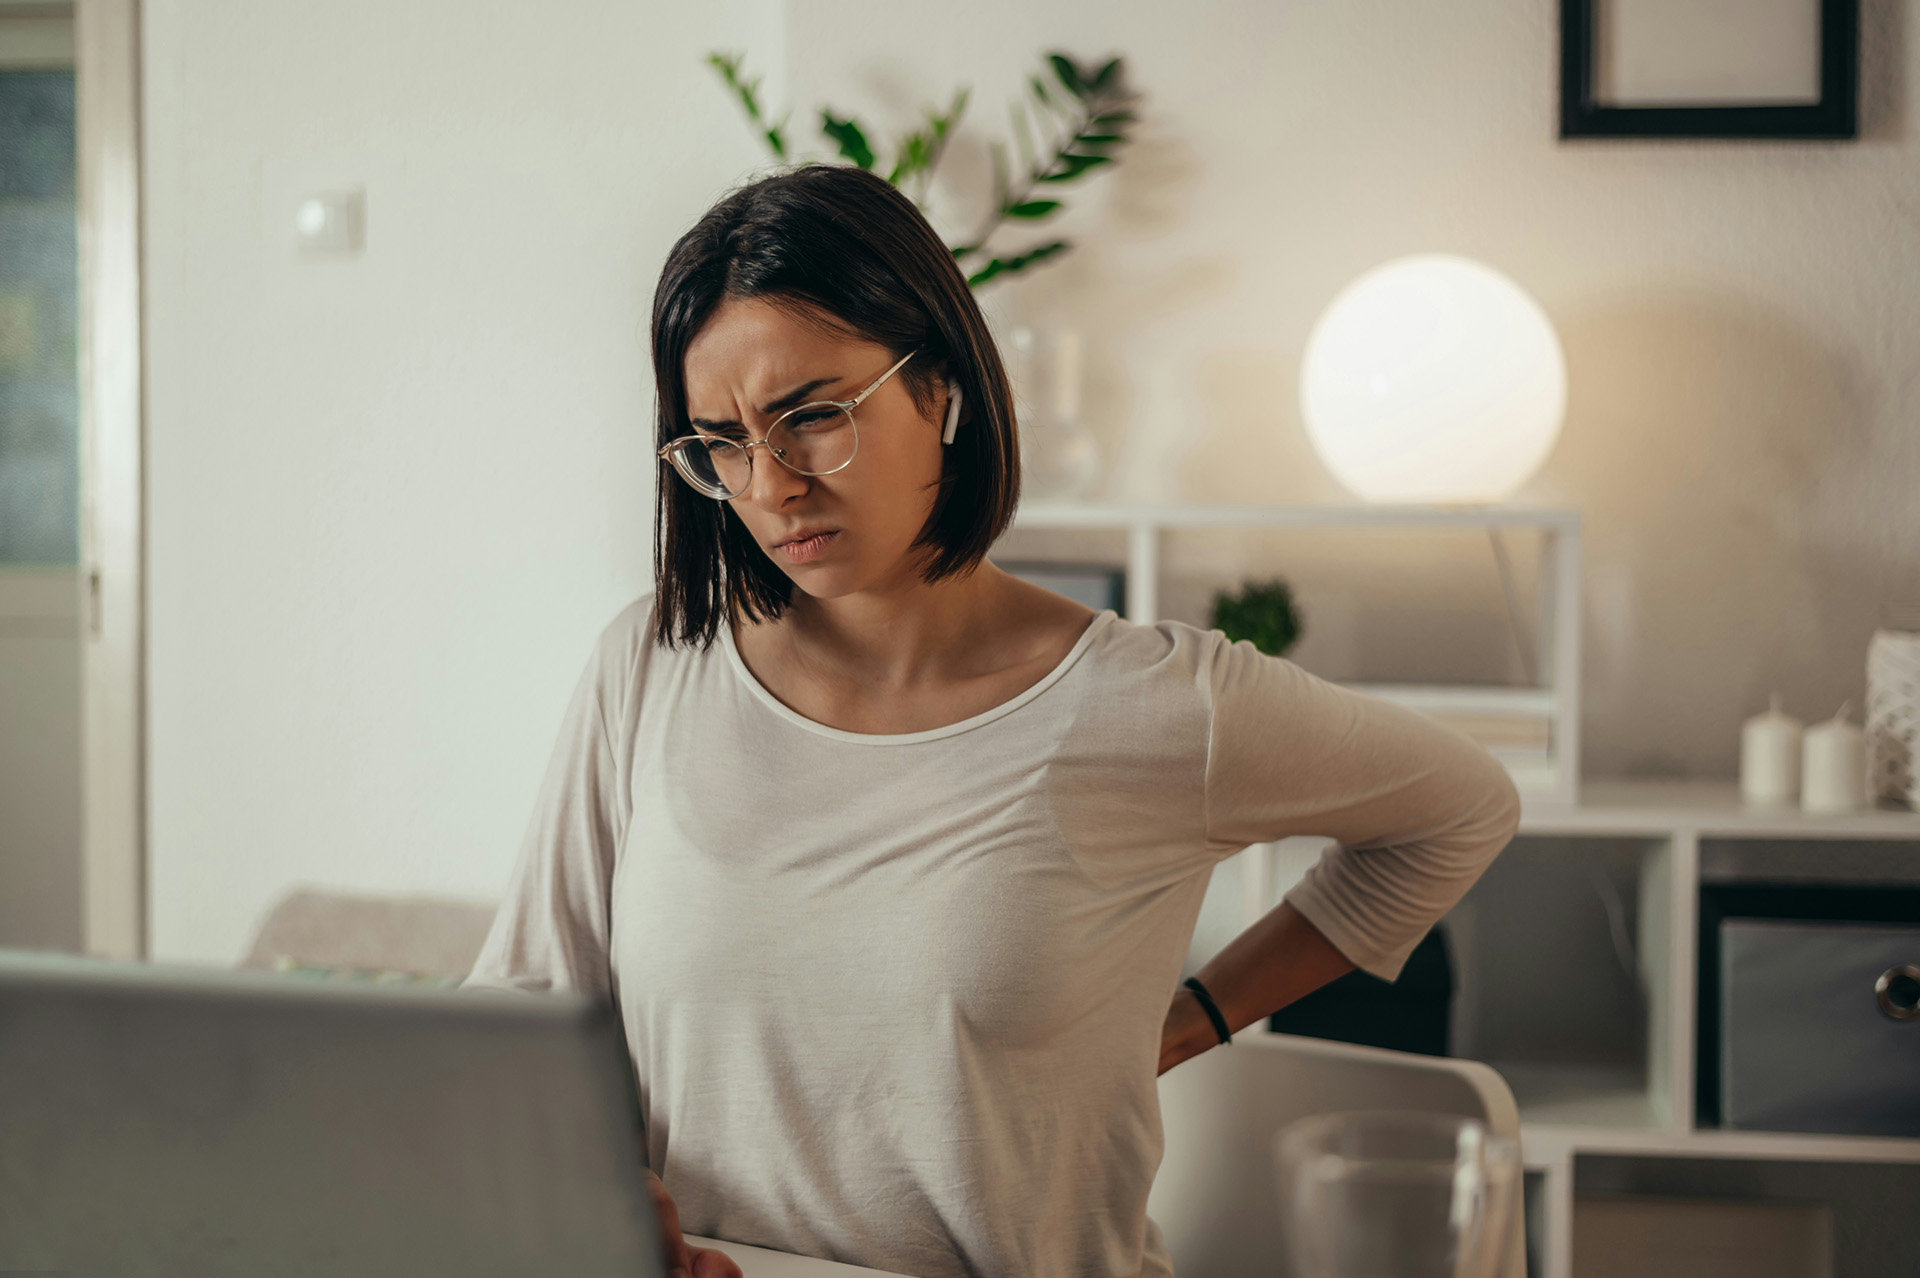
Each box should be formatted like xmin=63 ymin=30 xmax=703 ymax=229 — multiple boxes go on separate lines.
xmin=942 ymin=383 xmax=963 ymax=445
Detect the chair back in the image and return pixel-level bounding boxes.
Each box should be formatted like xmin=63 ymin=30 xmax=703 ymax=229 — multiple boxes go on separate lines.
xmin=1149 ymin=1031 xmax=1526 ymax=1278
xmin=238 ymin=887 xmax=497 ymax=978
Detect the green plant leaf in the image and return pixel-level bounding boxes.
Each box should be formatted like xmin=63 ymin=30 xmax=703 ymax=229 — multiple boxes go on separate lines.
xmin=1047 ymin=53 xmax=1086 ymax=99
xmin=886 ymin=131 xmax=929 ymax=185
xmin=935 ymin=86 xmax=969 ymax=138
xmin=989 ymin=141 xmax=1010 ymax=223
xmin=1004 ymin=199 xmax=1062 ymax=219
xmin=1091 ymin=112 xmax=1138 ymax=126
xmin=1038 ymin=152 xmax=1112 ymax=182
xmin=820 ymin=110 xmax=875 ymax=170
xmin=1076 ymin=134 xmax=1126 ymax=146
xmin=1091 ymin=57 xmax=1123 ymax=90
xmin=708 ymin=50 xmax=788 ymax=160
xmin=1009 ymin=101 xmax=1036 ymax=173
xmin=967 ymin=239 xmax=1070 ymax=287
xmin=966 ymin=260 xmax=1006 ymax=287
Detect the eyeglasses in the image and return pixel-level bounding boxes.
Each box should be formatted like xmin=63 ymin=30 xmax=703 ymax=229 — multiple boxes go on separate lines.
xmin=659 ymin=348 xmax=919 ymax=500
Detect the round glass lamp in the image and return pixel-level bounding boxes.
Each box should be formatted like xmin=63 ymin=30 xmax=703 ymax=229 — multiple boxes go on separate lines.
xmin=1299 ymin=254 xmax=1565 ymax=505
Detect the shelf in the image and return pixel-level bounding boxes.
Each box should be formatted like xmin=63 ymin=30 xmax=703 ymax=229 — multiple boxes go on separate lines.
xmin=1345 ymin=684 xmax=1556 ymax=717
xmin=1011 ymin=501 xmax=1582 ymax=533
xmin=1523 ymin=1122 xmax=1920 ymax=1166
xmin=1521 ymin=779 xmax=1920 ymax=840
xmin=1502 ymin=1062 xmax=1659 ymax=1131
xmin=1503 ymin=1065 xmax=1920 ymax=1161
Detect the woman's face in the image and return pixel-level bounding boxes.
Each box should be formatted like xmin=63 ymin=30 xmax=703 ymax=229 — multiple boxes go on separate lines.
xmin=681 ymin=296 xmax=950 ymax=603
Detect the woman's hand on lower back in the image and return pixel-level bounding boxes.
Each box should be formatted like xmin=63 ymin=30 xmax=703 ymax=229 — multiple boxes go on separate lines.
xmin=1157 ymin=985 xmax=1222 ymax=1076
xmin=644 ymin=1167 xmax=744 ymax=1278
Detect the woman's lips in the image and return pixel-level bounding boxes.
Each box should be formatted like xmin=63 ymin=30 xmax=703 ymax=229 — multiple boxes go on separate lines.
xmin=778 ymin=530 xmax=839 ymax=563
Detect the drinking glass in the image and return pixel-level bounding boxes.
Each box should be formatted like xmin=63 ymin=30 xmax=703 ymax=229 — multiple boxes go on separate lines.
xmin=1273 ymin=1110 xmax=1519 ymax=1278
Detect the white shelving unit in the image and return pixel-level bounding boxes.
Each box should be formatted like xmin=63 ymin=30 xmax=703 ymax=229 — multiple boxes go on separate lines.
xmin=1508 ymin=781 xmax=1920 ymax=1278
xmin=1007 ymin=503 xmax=1583 ymax=803
xmin=1233 ymin=782 xmax=1920 ymax=1278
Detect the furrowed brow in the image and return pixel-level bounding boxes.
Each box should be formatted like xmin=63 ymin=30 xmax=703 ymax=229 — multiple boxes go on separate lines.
xmin=688 ymin=375 xmax=844 ymax=432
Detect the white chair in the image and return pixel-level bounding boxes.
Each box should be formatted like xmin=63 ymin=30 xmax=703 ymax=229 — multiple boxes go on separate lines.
xmin=237 ymin=886 xmax=498 ymax=978
xmin=1149 ymin=1030 xmax=1528 ymax=1278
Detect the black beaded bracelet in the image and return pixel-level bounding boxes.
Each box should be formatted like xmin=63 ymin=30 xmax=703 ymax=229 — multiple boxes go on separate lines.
xmin=1182 ymin=976 xmax=1233 ymax=1046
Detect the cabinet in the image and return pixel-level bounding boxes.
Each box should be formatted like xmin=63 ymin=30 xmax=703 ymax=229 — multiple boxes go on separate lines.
xmin=1231 ymin=785 xmax=1920 ymax=1278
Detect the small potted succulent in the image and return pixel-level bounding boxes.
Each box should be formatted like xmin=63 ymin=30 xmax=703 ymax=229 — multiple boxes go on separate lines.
xmin=1209 ymin=579 xmax=1304 ymax=658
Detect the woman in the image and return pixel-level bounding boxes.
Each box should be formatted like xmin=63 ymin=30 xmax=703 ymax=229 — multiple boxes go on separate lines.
xmin=464 ymin=164 xmax=1521 ymax=1278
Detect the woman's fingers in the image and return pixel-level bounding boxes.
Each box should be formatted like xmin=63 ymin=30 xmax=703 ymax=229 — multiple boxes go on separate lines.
xmin=642 ymin=1167 xmax=694 ymax=1277
xmin=691 ymin=1245 xmax=745 ymax=1278
xmin=642 ymin=1166 xmax=742 ymax=1278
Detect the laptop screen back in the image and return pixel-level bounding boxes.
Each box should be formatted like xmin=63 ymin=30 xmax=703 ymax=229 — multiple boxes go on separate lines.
xmin=0 ymin=949 xmax=664 ymax=1278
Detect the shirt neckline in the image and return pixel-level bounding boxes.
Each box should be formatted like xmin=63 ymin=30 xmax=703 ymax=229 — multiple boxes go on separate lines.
xmin=718 ymin=608 xmax=1118 ymax=745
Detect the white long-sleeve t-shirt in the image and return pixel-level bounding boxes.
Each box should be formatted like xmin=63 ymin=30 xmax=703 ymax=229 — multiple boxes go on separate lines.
xmin=463 ymin=593 xmax=1521 ymax=1277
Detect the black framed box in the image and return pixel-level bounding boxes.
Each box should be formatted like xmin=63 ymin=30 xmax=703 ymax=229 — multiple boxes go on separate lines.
xmin=1698 ymin=883 xmax=1920 ymax=1137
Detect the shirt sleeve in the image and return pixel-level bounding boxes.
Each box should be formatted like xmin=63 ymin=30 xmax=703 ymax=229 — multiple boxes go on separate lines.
xmin=1202 ymin=632 xmax=1522 ymax=982
xmin=462 ymin=596 xmax=654 ymax=997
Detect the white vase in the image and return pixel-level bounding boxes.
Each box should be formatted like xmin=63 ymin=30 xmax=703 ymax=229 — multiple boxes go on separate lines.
xmin=1007 ymin=322 xmax=1101 ymax=503
xmin=1866 ymin=627 xmax=1920 ymax=811
xmin=1022 ymin=419 xmax=1101 ymax=502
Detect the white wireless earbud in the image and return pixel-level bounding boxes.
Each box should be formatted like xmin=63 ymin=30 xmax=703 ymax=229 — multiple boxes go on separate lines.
xmin=943 ymin=384 xmax=963 ymax=445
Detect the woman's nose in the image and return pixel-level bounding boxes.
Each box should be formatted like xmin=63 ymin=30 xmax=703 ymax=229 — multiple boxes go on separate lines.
xmin=742 ymin=440 xmax=809 ymax=506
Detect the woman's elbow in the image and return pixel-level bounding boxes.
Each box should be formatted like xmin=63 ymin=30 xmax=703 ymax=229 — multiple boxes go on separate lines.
xmin=1486 ymin=762 xmax=1524 ymax=849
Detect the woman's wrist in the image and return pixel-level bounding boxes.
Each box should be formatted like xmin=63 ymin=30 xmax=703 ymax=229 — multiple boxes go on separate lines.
xmin=1181 ymin=976 xmax=1234 ymax=1046
xmin=1197 ymin=903 xmax=1353 ymax=1034
xmin=1160 ymin=987 xmax=1225 ymax=1071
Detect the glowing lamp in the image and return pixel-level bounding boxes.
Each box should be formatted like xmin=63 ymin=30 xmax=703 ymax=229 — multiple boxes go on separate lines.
xmin=1299 ymin=254 xmax=1566 ymax=505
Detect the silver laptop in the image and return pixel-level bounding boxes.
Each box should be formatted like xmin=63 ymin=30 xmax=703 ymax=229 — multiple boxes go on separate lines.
xmin=0 ymin=948 xmax=665 ymax=1277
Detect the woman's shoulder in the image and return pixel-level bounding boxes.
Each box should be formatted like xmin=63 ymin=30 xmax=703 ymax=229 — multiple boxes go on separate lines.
xmin=1084 ymin=612 xmax=1227 ymax=675
xmin=584 ymin=589 xmax=659 ymax=666
xmin=574 ymin=590 xmax=682 ymax=704
xmin=599 ymin=589 xmax=659 ymax=645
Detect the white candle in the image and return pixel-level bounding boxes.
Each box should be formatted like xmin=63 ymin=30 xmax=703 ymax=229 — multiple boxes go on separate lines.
xmin=1802 ymin=702 xmax=1868 ymax=814
xmin=1740 ymin=694 xmax=1802 ymax=807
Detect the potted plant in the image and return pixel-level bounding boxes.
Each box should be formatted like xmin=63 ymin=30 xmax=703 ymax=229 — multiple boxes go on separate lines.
xmin=1209 ymin=579 xmax=1304 ymax=658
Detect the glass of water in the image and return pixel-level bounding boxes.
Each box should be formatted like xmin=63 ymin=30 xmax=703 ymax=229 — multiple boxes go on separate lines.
xmin=1274 ymin=1110 xmax=1520 ymax=1278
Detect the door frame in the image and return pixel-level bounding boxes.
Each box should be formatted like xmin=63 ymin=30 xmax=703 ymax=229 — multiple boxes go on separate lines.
xmin=75 ymin=0 xmax=143 ymax=959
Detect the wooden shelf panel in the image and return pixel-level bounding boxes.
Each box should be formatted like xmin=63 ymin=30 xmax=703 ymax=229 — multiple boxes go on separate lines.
xmin=1521 ymin=779 xmax=1920 ymax=839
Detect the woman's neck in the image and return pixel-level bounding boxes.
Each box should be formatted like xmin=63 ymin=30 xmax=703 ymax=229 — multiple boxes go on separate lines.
xmin=775 ymin=564 xmax=1011 ymax=693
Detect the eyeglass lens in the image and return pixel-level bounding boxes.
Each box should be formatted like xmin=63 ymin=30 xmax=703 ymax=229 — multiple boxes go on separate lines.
xmin=674 ymin=404 xmax=856 ymax=497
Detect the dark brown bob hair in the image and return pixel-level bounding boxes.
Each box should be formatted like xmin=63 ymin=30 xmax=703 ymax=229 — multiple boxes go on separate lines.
xmin=649 ymin=164 xmax=1020 ymax=649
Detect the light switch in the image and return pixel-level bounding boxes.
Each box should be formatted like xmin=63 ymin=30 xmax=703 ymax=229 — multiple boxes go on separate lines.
xmin=294 ymin=188 xmax=364 ymax=256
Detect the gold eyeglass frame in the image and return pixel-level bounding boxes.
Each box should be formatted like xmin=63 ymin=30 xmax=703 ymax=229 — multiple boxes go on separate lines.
xmin=658 ymin=348 xmax=919 ymax=500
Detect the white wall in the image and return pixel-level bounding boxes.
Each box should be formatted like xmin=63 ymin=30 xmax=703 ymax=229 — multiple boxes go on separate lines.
xmin=788 ymin=0 xmax=1920 ymax=776
xmin=142 ymin=0 xmax=778 ymax=963
xmin=145 ymin=0 xmax=1920 ymax=963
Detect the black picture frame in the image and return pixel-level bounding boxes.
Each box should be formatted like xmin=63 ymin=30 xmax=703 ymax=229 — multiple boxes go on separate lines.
xmin=1560 ymin=0 xmax=1858 ymax=139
